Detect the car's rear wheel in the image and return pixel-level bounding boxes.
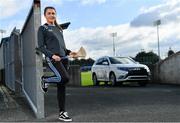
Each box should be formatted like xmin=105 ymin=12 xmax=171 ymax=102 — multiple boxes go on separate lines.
xmin=93 ymin=74 xmax=99 ymax=86
xmin=110 ymin=73 xmax=116 ymax=86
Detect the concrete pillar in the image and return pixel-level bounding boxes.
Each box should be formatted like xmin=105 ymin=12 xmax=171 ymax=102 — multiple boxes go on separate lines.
xmin=68 ymin=65 xmax=81 ymax=86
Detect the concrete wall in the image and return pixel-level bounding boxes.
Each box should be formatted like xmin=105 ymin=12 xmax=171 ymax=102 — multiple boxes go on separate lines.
xmin=68 ymin=65 xmax=81 ymax=86
xmin=43 ymin=64 xmax=81 ymax=86
xmin=152 ymin=51 xmax=180 ymax=84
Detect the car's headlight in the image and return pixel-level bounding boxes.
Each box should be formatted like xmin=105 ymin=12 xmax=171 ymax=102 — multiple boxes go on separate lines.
xmin=144 ymin=66 xmax=151 ymax=74
xmin=117 ymin=67 xmax=129 ymax=71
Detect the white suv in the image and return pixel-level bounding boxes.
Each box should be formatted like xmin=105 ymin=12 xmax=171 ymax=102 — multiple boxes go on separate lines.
xmin=91 ymin=56 xmax=151 ymax=86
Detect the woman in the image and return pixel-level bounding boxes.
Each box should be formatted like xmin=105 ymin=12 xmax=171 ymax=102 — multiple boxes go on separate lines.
xmin=38 ymin=6 xmax=77 ymax=121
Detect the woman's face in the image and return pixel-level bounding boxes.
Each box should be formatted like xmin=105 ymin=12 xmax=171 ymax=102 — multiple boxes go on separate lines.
xmin=44 ymin=9 xmax=56 ymax=24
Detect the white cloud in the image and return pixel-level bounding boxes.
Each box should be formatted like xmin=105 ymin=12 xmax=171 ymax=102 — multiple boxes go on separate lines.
xmin=0 ymin=0 xmax=32 ymax=20
xmin=79 ymin=0 xmax=106 ymax=5
xmin=131 ymin=0 xmax=180 ymax=27
xmin=5 ymin=20 xmax=178 ymax=60
xmin=64 ymin=21 xmax=180 ymax=59
xmin=65 ymin=24 xmax=149 ymax=58
xmin=0 ymin=0 xmax=63 ymax=20
xmin=42 ymin=0 xmax=63 ymax=6
xmin=65 ymin=0 xmax=106 ymax=5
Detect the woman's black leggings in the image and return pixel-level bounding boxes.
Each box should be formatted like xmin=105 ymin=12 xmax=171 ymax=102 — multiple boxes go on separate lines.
xmin=53 ymin=59 xmax=70 ymax=112
xmin=43 ymin=56 xmax=70 ymax=112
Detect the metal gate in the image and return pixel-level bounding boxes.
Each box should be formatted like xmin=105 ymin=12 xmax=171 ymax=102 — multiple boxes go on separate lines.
xmin=21 ymin=0 xmax=44 ymax=118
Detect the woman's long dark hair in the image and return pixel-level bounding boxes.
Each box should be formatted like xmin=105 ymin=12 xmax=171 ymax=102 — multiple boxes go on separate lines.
xmin=44 ymin=6 xmax=63 ymax=31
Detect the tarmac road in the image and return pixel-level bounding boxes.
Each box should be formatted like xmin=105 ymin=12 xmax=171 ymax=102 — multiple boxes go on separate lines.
xmin=1 ymin=83 xmax=180 ymax=122
xmin=45 ymin=84 xmax=180 ymax=122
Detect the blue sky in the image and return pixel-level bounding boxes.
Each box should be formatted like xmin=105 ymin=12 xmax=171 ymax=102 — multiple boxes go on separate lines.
xmin=51 ymin=0 xmax=163 ymax=29
xmin=0 ymin=0 xmax=163 ymax=29
xmin=0 ymin=0 xmax=180 ymax=59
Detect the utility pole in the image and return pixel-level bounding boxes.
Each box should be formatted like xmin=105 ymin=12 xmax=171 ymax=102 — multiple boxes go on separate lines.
xmin=110 ymin=32 xmax=117 ymax=56
xmin=154 ymin=20 xmax=161 ymax=59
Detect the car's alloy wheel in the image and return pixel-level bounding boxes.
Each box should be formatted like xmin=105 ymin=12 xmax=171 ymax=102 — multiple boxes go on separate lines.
xmin=93 ymin=74 xmax=99 ymax=86
xmin=110 ymin=73 xmax=116 ymax=86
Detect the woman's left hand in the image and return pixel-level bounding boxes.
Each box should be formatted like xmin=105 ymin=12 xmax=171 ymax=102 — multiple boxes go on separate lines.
xmin=69 ymin=52 xmax=78 ymax=58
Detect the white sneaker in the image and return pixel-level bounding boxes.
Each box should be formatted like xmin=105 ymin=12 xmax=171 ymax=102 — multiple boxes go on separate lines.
xmin=58 ymin=111 xmax=72 ymax=122
xmin=41 ymin=80 xmax=48 ymax=93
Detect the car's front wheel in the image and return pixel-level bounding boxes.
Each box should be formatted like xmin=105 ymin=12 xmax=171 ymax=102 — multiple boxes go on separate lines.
xmin=93 ymin=74 xmax=99 ymax=86
xmin=109 ymin=73 xmax=116 ymax=86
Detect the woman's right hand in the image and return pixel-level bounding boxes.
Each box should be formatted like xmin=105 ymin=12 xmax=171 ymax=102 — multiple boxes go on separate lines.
xmin=52 ymin=55 xmax=61 ymax=61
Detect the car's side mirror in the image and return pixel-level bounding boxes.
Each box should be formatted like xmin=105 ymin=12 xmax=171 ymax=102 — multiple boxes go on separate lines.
xmin=102 ymin=61 xmax=109 ymax=65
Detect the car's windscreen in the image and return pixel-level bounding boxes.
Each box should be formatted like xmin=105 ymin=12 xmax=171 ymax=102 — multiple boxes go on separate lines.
xmin=109 ymin=57 xmax=135 ymax=64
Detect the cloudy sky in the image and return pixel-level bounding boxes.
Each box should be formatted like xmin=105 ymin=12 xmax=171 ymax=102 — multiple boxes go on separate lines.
xmin=0 ymin=0 xmax=180 ymax=59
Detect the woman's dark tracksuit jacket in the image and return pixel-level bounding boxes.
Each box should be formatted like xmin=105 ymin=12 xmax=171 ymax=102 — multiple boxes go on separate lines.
xmin=37 ymin=23 xmax=71 ymax=112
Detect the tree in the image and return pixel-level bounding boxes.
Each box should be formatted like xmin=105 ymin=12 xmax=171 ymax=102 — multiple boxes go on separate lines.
xmin=168 ymin=47 xmax=175 ymax=57
xmin=70 ymin=58 xmax=95 ymax=67
xmin=135 ymin=51 xmax=159 ymax=65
